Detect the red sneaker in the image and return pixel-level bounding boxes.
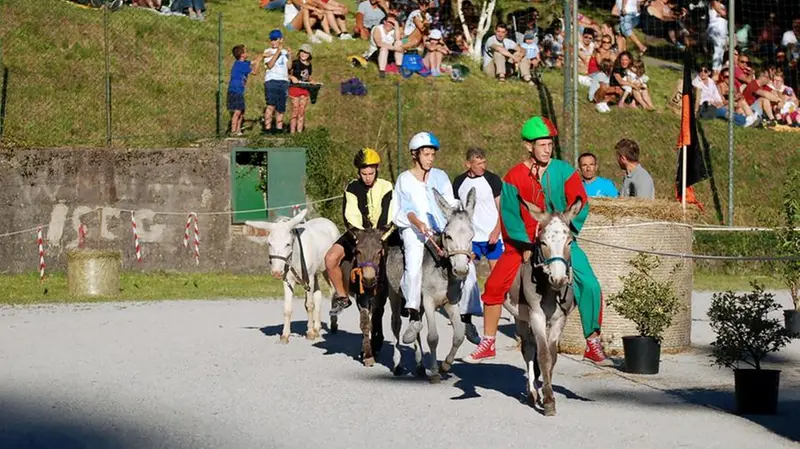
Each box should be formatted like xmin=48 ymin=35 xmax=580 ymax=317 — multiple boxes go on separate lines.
xmin=464 ymin=337 xmax=496 ymax=364
xmin=583 ymin=337 xmax=613 ymax=366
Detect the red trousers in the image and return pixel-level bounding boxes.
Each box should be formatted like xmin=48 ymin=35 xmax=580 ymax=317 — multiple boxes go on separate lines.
xmin=482 ymin=242 xmax=523 ymax=306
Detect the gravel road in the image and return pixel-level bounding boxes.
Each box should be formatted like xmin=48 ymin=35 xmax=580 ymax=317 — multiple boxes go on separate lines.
xmin=1 ymin=292 xmax=798 ymax=449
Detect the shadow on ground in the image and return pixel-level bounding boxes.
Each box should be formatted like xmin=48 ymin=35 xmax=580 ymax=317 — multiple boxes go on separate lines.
xmin=0 ymin=394 xmax=168 ymax=449
xmin=591 ymin=386 xmax=800 ymax=443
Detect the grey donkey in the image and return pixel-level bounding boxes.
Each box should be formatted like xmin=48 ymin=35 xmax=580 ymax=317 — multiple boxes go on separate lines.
xmin=508 ymin=198 xmax=583 ymax=416
xmin=385 ymin=187 xmax=477 ymax=383
xmin=338 ymin=226 xmax=398 ymax=367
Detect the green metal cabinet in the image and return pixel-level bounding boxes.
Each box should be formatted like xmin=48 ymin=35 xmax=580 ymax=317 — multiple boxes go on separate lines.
xmin=230 ymin=147 xmax=306 ymax=224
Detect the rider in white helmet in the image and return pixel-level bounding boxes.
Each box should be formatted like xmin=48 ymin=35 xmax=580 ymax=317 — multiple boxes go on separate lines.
xmin=393 ymin=131 xmax=460 ymax=344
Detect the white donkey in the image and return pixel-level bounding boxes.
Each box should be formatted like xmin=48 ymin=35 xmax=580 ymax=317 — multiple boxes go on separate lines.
xmin=246 ymin=208 xmax=339 ymax=343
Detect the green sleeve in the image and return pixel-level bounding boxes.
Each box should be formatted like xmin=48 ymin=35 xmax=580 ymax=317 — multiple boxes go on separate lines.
xmin=500 ymin=182 xmax=531 ymax=244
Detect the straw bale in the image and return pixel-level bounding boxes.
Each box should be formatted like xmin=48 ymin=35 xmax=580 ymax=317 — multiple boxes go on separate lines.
xmin=67 ymin=250 xmax=122 ymax=298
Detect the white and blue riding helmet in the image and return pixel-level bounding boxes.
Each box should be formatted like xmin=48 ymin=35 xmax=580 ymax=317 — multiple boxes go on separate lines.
xmin=408 ymin=131 xmax=440 ymax=153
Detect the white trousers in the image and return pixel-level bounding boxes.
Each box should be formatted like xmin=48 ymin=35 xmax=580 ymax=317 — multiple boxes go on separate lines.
xmin=458 ymin=263 xmax=483 ymax=316
xmin=400 ymin=227 xmax=426 ymax=311
xmin=400 ymin=227 xmax=483 ymax=315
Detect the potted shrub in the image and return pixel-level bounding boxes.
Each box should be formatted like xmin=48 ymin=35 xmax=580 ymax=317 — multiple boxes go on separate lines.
xmin=708 ymin=282 xmax=792 ymax=415
xmin=775 ymin=167 xmax=800 ymax=336
xmin=607 ymin=253 xmax=683 ymax=375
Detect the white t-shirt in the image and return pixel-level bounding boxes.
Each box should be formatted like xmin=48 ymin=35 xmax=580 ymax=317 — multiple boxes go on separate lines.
xmin=393 ymin=168 xmax=456 ymax=233
xmin=692 ymin=76 xmax=723 ymax=106
xmin=366 ymin=23 xmax=396 ymax=57
xmin=403 ymin=10 xmax=430 ymax=37
xmin=284 ymin=3 xmax=299 ymax=27
xmin=263 ymin=48 xmax=290 ymax=82
xmin=483 ymin=35 xmax=517 ymax=67
xmin=616 ymin=0 xmax=639 ymax=16
xmin=452 ymin=170 xmax=503 ymax=242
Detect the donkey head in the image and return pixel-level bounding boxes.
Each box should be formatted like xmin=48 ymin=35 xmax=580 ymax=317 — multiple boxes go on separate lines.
xmin=523 ymin=198 xmax=583 ymax=290
xmin=246 ymin=208 xmax=309 ymax=279
xmin=350 ymin=226 xmax=389 ymax=290
xmin=434 ymin=187 xmax=476 ymax=279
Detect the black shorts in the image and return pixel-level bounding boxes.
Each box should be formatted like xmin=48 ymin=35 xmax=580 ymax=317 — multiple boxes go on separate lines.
xmin=335 ymin=232 xmax=357 ymax=261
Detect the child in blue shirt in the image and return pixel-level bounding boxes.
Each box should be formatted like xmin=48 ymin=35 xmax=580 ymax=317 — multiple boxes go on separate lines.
xmin=227 ymin=44 xmax=259 ymax=136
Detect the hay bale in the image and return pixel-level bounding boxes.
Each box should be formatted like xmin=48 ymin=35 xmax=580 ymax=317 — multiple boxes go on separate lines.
xmin=558 ymin=198 xmax=694 ymax=355
xmin=67 ymin=249 xmax=122 ymax=298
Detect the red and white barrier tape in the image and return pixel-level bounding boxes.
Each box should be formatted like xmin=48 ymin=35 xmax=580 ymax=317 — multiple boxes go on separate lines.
xmin=131 ymin=212 xmax=141 ymax=262
xmin=37 ymin=226 xmax=45 ymax=282
xmin=78 ymin=224 xmax=87 ymax=248
xmin=184 ymin=212 xmax=199 ymax=265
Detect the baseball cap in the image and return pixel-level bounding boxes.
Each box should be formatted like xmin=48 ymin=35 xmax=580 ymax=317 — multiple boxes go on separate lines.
xmin=429 ymin=29 xmax=443 ymax=40
xmin=269 ymin=29 xmax=283 ymax=41
xmin=524 ymin=32 xmax=536 ymax=41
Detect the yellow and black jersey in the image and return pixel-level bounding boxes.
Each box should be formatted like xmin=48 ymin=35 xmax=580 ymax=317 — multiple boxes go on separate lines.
xmin=343 ymin=178 xmax=396 ymax=231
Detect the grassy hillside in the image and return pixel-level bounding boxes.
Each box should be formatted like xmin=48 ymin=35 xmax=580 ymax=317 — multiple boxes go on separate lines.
xmin=1 ymin=0 xmax=798 ymax=226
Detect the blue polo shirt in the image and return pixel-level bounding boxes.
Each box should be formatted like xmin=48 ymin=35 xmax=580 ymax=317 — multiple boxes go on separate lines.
xmin=583 ymin=176 xmax=619 ymax=198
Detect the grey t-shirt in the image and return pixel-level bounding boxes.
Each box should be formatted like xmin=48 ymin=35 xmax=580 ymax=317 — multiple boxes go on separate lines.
xmin=621 ymin=164 xmax=655 ymax=199
xmin=357 ymin=1 xmax=386 ymax=30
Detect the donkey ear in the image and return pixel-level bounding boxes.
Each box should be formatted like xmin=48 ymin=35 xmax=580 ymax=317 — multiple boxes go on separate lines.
xmin=563 ymin=198 xmax=584 ymax=223
xmin=522 ymin=199 xmax=548 ymax=224
xmin=464 ymin=187 xmax=477 ymax=217
xmin=433 ymin=188 xmax=453 ymax=219
xmin=286 ymin=208 xmax=308 ymax=228
xmin=245 ymin=220 xmax=274 ymax=231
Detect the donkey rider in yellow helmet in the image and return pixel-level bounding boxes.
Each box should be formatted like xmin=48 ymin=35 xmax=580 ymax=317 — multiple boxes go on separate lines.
xmin=324 ymin=147 xmax=396 ymax=316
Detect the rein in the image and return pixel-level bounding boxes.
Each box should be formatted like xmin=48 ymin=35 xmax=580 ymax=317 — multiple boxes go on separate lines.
xmin=269 ymin=227 xmax=311 ymax=292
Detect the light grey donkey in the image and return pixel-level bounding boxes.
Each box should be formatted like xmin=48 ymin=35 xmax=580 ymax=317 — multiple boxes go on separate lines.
xmin=246 ymin=208 xmax=340 ymax=343
xmin=385 ymin=187 xmax=477 ymax=383
xmin=508 ymin=198 xmax=583 ymax=416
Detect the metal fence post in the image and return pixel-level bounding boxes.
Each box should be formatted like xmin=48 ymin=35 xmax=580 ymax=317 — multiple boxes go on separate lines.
xmin=104 ymin=4 xmax=112 ymax=147
xmin=561 ymin=0 xmax=572 ymax=155
xmin=217 ymin=12 xmax=223 ymax=138
xmin=0 ymin=40 xmax=6 ymax=142
xmin=396 ymin=82 xmax=402 ymax=173
xmin=727 ymin=0 xmax=735 ymax=226
xmin=571 ymin=0 xmax=579 ymax=168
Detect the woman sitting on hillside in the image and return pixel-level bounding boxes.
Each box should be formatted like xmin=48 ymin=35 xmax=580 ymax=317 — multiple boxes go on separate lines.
xmin=284 ymin=0 xmax=332 ymax=43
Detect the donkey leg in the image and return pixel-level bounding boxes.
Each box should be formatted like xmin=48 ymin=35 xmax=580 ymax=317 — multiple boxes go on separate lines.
xmin=313 ymin=277 xmax=324 ymax=338
xmin=359 ymin=306 xmax=375 ymax=367
xmin=304 ymin=288 xmax=317 ymax=340
xmin=440 ymin=302 xmax=464 ymax=373
xmin=371 ymin=294 xmax=386 ymax=355
xmin=531 ymin=311 xmax=556 ymax=416
xmin=517 ymin=318 xmax=540 ymax=407
xmin=389 ymin=291 xmax=404 ymax=376
xmin=422 ymin=298 xmax=442 ymax=383
xmin=280 ymin=282 xmax=294 ymax=344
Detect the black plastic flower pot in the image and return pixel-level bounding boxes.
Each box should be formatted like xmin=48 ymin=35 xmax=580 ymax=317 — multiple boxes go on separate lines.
xmin=734 ymin=369 xmax=780 ymax=415
xmin=784 ymin=310 xmax=800 ymax=338
xmin=622 ymin=336 xmax=661 ymax=374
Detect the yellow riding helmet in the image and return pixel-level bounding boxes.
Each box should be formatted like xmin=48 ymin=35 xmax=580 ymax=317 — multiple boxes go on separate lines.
xmin=353 ymin=147 xmax=381 ymax=168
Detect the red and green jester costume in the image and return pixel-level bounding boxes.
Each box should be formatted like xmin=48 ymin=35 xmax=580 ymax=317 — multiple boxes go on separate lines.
xmin=481 ymin=116 xmax=609 ymax=364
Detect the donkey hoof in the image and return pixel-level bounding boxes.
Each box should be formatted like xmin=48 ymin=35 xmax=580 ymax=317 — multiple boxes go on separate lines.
xmin=527 ymin=391 xmax=539 ymax=408
xmin=278 ymin=335 xmax=290 ymax=344
xmin=440 ymin=361 xmax=452 ymax=373
xmin=305 ymin=330 xmax=318 ymax=340
xmin=364 ymin=357 xmax=375 ymax=367
xmin=428 ymin=373 xmax=442 ymax=384
xmin=543 ymin=402 xmax=557 ymax=417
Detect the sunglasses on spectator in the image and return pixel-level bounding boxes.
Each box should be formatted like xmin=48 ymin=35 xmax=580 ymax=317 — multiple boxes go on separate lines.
xmin=739 ymin=59 xmax=750 ymax=65
xmin=700 ymin=68 xmax=710 ymax=73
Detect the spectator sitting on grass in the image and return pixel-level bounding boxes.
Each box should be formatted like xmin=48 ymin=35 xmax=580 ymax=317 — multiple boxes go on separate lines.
xmin=541 ymin=18 xmax=565 ymax=69
xmin=693 ymin=64 xmax=758 ymax=128
xmin=262 ymin=0 xmax=288 ymax=12
xmin=578 ymin=28 xmax=596 ymax=86
xmin=227 ymin=44 xmax=260 ymax=136
xmin=716 ymin=66 xmax=757 ymax=119
xmin=589 ymin=59 xmax=622 ymax=113
xmin=171 ymin=0 xmax=206 ymax=20
xmin=284 ymin=0 xmax=333 ymax=44
xmin=400 ymin=0 xmax=432 ymax=52
xmin=589 ymin=33 xmax=618 ymax=77
xmin=519 ymin=32 xmax=541 ymax=84
xmin=615 ymin=138 xmax=655 ymax=199
xmin=482 ymin=23 xmax=530 ymax=83
xmin=579 ymin=152 xmax=619 ymax=198
xmin=611 ymin=51 xmax=654 ymax=110
xmin=313 ymin=0 xmax=354 ymax=40
xmin=423 ymin=29 xmax=450 ymax=77
xmin=364 ymin=14 xmax=404 ymax=78
xmin=625 ymin=58 xmax=655 ymax=110
xmin=132 ymin=0 xmax=162 ymax=11
xmin=743 ymin=69 xmax=782 ymax=126
xmin=354 ymin=0 xmax=388 ymax=40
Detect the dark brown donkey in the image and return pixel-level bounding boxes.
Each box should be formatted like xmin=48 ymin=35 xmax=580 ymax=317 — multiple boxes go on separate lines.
xmin=339 ymin=226 xmax=396 ymax=367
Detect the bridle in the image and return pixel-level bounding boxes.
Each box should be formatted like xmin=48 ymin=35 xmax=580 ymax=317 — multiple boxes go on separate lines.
xmin=531 ymin=222 xmax=574 ymax=287
xmin=349 ymin=230 xmax=384 ymax=295
xmin=268 ymin=228 xmax=311 ymax=292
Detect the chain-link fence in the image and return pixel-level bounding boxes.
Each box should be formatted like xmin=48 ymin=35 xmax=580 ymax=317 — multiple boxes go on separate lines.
xmin=0 ymin=0 xmax=224 ymax=147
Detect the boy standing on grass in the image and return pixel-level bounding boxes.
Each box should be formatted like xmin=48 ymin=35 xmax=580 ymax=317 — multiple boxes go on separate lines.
xmin=263 ymin=29 xmax=291 ymax=135
xmin=227 ymin=44 xmax=259 ymax=137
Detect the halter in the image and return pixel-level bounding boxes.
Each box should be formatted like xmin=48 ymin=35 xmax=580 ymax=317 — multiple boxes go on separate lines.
xmin=532 ymin=236 xmax=574 ymax=286
xmin=268 ymin=228 xmax=311 ymax=292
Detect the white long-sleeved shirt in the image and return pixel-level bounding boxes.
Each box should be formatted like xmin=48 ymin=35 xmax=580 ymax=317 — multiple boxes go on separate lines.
xmin=393 ymin=168 xmax=457 ymax=233
xmin=692 ymin=75 xmax=723 ymax=106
